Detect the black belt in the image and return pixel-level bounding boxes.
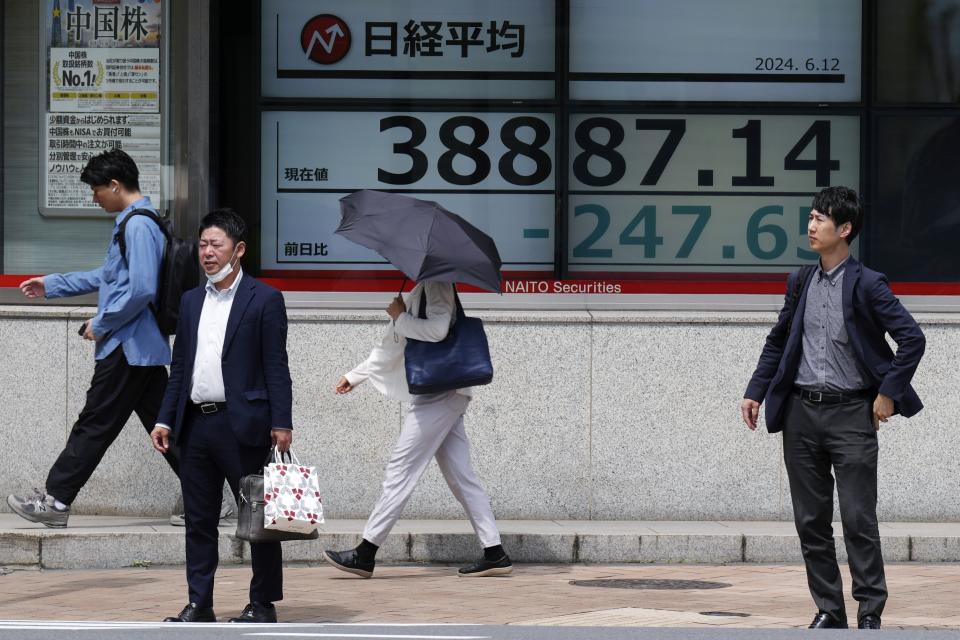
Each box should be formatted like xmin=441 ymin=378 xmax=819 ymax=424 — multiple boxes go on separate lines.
xmin=190 ymin=402 xmax=226 ymax=414
xmin=793 ymin=387 xmax=872 ymax=404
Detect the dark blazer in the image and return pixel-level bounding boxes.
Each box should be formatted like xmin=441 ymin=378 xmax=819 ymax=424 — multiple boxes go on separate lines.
xmin=745 ymin=257 xmax=925 ymax=433
xmin=157 ymin=273 xmax=293 ymax=446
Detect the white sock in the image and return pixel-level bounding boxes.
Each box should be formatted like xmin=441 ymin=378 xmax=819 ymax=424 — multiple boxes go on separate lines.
xmin=53 ymin=499 xmax=68 ymax=511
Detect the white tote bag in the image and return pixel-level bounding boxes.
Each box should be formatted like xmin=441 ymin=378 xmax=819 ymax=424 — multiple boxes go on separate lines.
xmin=262 ymin=447 xmax=324 ymax=534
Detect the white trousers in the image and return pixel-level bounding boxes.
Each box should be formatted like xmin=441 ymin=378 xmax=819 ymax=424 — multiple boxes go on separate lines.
xmin=362 ymin=390 xmax=502 ymax=548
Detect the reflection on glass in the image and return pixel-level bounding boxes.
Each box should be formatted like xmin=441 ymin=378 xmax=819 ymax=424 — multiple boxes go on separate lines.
xmin=923 ymin=0 xmax=960 ymax=101
xmin=877 ymin=0 xmax=960 ymax=102
xmin=873 ymin=117 xmax=960 ymax=280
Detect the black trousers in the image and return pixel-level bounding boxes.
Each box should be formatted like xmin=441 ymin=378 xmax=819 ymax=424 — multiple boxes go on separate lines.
xmin=179 ymin=408 xmax=282 ymax=608
xmin=782 ymin=393 xmax=886 ymax=624
xmin=45 ymin=347 xmax=176 ymax=505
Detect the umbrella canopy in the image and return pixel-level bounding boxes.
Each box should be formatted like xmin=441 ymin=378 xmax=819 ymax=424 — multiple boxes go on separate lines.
xmin=336 ymin=190 xmax=502 ymax=292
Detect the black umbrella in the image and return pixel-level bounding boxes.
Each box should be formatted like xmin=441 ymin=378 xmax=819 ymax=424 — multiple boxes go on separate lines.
xmin=336 ymin=190 xmax=503 ymax=293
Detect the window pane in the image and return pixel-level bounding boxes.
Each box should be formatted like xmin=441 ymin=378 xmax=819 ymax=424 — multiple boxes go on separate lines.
xmin=567 ymin=113 xmax=860 ymax=275
xmin=569 ymin=0 xmax=861 ymax=102
xmin=3 ymin=0 xmax=114 ymax=274
xmin=876 ymin=0 xmax=960 ymax=103
xmin=261 ymin=0 xmax=555 ymax=100
xmin=42 ymin=0 xmax=164 ymax=216
xmin=261 ymin=111 xmax=556 ymax=278
xmin=870 ymin=116 xmax=960 ymax=281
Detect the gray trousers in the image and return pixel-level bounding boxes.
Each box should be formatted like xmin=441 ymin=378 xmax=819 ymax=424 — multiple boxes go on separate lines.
xmin=782 ymin=393 xmax=886 ymax=624
xmin=363 ymin=391 xmax=502 ymax=548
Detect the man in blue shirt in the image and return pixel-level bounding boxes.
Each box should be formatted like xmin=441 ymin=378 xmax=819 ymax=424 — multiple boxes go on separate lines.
xmin=6 ymin=149 xmax=178 ymax=527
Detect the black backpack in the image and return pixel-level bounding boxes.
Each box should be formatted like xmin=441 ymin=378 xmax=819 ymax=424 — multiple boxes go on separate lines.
xmin=116 ymin=209 xmax=199 ymax=335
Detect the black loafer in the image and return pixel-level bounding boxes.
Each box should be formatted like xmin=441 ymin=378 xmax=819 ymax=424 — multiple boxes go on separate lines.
xmin=323 ymin=548 xmax=374 ymax=578
xmin=163 ymin=603 xmax=216 ymax=622
xmin=458 ymin=554 xmax=513 ymax=577
xmin=228 ymin=601 xmax=277 ymax=623
xmin=858 ymin=614 xmax=881 ymax=629
xmin=808 ymin=612 xmax=848 ymax=629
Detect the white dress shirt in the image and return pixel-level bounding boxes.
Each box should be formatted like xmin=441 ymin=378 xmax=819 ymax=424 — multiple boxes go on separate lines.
xmin=190 ymin=269 xmax=243 ymax=403
xmin=344 ymin=281 xmax=471 ymax=403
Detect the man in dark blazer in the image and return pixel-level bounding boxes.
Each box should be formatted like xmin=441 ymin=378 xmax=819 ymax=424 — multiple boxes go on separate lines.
xmin=741 ymin=186 xmax=925 ymax=631
xmin=150 ymin=208 xmax=293 ymax=624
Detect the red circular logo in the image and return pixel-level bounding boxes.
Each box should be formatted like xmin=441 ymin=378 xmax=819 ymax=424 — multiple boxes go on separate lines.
xmin=300 ymin=14 xmax=351 ymax=65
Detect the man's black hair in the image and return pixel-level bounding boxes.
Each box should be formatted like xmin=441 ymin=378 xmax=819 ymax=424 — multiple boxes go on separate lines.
xmin=79 ymin=148 xmax=140 ymax=191
xmin=199 ymin=208 xmax=247 ymax=245
xmin=811 ymin=185 xmax=864 ymax=244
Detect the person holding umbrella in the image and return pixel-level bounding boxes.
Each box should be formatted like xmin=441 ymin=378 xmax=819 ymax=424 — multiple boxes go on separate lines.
xmin=322 ymin=190 xmax=512 ymax=579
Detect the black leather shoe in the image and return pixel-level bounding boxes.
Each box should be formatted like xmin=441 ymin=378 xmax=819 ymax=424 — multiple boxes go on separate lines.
xmin=808 ymin=612 xmax=848 ymax=629
xmin=858 ymin=614 xmax=881 ymax=629
xmin=458 ymin=553 xmax=513 ymax=577
xmin=323 ymin=548 xmax=374 ymax=578
xmin=228 ymin=601 xmax=277 ymax=623
xmin=163 ymin=603 xmax=216 ymax=622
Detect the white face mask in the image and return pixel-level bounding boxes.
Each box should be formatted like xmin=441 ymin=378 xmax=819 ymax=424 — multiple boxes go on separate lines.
xmin=206 ymin=248 xmax=238 ymax=285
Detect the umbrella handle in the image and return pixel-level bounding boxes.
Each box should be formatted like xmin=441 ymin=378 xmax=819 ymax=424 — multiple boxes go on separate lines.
xmin=392 ymin=276 xmax=407 ymax=344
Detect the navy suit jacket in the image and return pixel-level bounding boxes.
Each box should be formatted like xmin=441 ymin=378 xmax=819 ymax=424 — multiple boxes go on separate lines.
xmin=745 ymin=257 xmax=925 ymax=433
xmin=157 ymin=274 xmax=293 ymax=447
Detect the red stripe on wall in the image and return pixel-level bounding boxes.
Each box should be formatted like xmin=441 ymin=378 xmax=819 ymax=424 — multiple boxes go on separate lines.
xmin=2 ymin=273 xmax=959 ymax=296
xmin=0 ymin=275 xmax=34 ymax=288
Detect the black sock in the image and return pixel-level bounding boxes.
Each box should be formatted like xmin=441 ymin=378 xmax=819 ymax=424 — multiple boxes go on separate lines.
xmin=483 ymin=544 xmax=505 ymax=561
xmin=357 ymin=539 xmax=379 ymax=562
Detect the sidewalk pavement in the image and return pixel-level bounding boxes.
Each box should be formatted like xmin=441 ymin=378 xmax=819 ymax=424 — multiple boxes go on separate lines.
xmin=0 ymin=562 xmax=958 ymax=629
xmin=1 ymin=516 xmax=959 ymax=629
xmin=2 ymin=515 xmax=960 ymax=569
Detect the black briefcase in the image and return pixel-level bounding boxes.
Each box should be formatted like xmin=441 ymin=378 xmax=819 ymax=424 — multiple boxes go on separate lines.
xmin=236 ymin=470 xmax=319 ymax=543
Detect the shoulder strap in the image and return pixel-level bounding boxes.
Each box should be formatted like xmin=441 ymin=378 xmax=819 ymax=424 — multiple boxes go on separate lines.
xmin=416 ymin=283 xmax=461 ymax=320
xmin=115 ymin=208 xmax=166 ymax=264
xmin=786 ymin=264 xmax=816 ymax=336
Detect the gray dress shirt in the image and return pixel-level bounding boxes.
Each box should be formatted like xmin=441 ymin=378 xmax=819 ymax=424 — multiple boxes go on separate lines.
xmin=794 ymin=258 xmax=869 ymax=392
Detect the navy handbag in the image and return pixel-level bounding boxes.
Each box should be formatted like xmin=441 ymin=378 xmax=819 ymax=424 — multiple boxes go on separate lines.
xmin=404 ymin=286 xmax=493 ymax=394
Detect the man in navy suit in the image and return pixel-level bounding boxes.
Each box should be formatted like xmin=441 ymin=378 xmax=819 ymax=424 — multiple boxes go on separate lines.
xmin=150 ymin=208 xmax=293 ymax=624
xmin=742 ymin=187 xmax=925 ymax=631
